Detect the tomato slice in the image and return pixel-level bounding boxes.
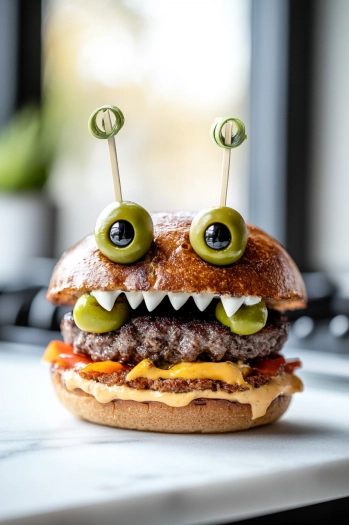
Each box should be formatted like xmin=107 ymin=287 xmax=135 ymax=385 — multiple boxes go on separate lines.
xmin=57 ymin=353 xmax=92 ymax=368
xmin=284 ymin=358 xmax=302 ymax=374
xmin=42 ymin=340 xmax=72 ymax=364
xmin=42 ymin=340 xmax=128 ymax=372
xmin=42 ymin=340 xmax=92 ymax=368
xmin=80 ymin=361 xmax=127 ymax=374
xmin=252 ymin=355 xmax=285 ymax=375
xmin=252 ymin=355 xmax=302 ymax=376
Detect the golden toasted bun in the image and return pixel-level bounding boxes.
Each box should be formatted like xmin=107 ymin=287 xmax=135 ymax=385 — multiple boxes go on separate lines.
xmin=52 ymin=371 xmax=291 ymax=433
xmin=47 ymin=212 xmax=306 ymax=311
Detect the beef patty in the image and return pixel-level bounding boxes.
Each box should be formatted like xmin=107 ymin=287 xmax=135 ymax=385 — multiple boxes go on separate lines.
xmin=61 ymin=309 xmax=288 ymax=366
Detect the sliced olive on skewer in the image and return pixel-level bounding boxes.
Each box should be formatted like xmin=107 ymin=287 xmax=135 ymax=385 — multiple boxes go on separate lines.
xmin=88 ymin=105 xmax=153 ymax=264
xmin=189 ymin=117 xmax=247 ymax=266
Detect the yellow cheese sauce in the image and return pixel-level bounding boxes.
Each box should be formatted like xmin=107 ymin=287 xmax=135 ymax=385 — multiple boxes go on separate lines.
xmin=62 ymin=370 xmax=303 ymax=420
xmin=125 ymin=359 xmax=251 ymax=387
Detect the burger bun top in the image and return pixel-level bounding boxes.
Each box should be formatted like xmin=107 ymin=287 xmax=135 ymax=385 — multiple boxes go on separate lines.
xmin=47 ymin=212 xmax=307 ymax=311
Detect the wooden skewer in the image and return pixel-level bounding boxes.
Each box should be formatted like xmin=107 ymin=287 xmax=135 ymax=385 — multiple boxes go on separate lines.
xmin=103 ymin=109 xmax=122 ymax=202
xmin=219 ymin=120 xmax=232 ymax=207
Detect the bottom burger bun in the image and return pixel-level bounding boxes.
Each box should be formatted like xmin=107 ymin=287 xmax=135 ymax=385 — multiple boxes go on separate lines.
xmin=52 ymin=371 xmax=292 ymax=434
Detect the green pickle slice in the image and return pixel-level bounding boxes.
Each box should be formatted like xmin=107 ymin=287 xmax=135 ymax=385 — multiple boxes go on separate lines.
xmin=215 ymin=300 xmax=268 ymax=335
xmin=73 ymin=294 xmax=131 ymax=333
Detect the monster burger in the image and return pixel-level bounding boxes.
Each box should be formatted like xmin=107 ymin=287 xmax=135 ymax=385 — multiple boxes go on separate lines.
xmin=43 ymin=108 xmax=306 ymax=432
xmin=43 ymin=207 xmax=306 ymax=433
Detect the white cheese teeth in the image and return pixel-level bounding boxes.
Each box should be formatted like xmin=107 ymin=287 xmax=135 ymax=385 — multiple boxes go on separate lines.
xmin=142 ymin=291 xmax=167 ymax=312
xmin=192 ymin=293 xmax=214 ymax=311
xmin=220 ymin=296 xmax=245 ymax=317
xmin=90 ymin=290 xmax=261 ymax=315
xmin=168 ymin=292 xmax=191 ymax=310
xmin=124 ymin=291 xmax=144 ymax=309
xmin=90 ymin=290 xmax=121 ymax=311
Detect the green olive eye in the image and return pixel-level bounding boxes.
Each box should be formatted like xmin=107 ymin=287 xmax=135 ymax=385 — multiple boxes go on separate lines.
xmin=189 ymin=207 xmax=247 ymax=266
xmin=94 ymin=201 xmax=153 ymax=264
xmin=215 ymin=300 xmax=268 ymax=335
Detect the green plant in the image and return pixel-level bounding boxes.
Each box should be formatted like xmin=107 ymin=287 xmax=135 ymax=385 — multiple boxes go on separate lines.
xmin=0 ymin=106 xmax=55 ymax=192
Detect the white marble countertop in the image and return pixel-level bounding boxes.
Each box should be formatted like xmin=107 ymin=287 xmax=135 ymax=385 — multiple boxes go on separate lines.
xmin=1 ymin=344 xmax=349 ymax=525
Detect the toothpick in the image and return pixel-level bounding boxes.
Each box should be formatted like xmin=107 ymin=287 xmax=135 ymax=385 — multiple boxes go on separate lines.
xmin=219 ymin=120 xmax=232 ymax=207
xmin=103 ymin=109 xmax=122 ymax=202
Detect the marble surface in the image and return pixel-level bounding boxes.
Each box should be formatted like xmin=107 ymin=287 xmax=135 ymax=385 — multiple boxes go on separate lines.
xmin=1 ymin=344 xmax=349 ymax=525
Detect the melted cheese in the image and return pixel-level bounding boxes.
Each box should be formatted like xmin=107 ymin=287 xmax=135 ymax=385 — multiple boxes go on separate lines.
xmin=126 ymin=359 xmax=251 ymax=387
xmin=62 ymin=370 xmax=303 ymax=420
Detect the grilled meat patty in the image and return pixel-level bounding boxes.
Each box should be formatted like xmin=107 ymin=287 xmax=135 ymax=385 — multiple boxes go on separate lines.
xmin=61 ymin=308 xmax=288 ymax=366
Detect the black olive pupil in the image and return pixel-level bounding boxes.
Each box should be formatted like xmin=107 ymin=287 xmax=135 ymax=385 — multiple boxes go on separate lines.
xmin=109 ymin=220 xmax=134 ymax=247
xmin=204 ymin=223 xmax=231 ymax=250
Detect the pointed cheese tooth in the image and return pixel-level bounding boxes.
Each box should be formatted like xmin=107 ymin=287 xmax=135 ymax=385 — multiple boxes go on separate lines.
xmin=244 ymin=296 xmax=261 ymax=306
xmin=192 ymin=293 xmax=214 ymax=311
xmin=124 ymin=291 xmax=144 ymax=309
xmin=142 ymin=291 xmax=166 ymax=312
xmin=90 ymin=290 xmax=121 ymax=311
xmin=168 ymin=292 xmax=191 ymax=310
xmin=221 ymin=296 xmax=244 ymax=317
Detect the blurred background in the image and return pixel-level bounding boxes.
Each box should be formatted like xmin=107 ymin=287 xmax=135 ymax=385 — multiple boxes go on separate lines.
xmin=0 ymin=0 xmax=348 ymax=352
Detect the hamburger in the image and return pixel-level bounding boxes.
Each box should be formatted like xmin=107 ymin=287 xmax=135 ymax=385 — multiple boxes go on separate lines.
xmin=43 ymin=210 xmax=306 ymax=433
